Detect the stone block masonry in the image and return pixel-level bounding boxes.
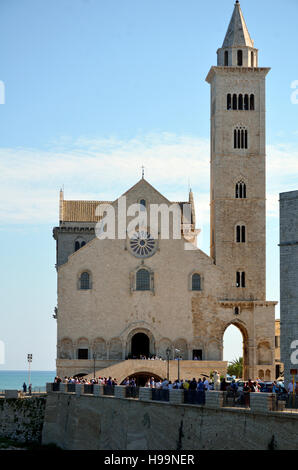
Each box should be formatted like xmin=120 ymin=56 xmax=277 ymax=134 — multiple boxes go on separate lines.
xmin=0 ymin=397 xmax=46 ymax=443
xmin=280 ymin=190 xmax=298 ymax=386
xmin=42 ymin=392 xmax=298 ymax=450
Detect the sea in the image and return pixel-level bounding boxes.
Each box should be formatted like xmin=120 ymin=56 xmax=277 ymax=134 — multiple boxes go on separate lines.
xmin=0 ymin=371 xmax=56 ymax=392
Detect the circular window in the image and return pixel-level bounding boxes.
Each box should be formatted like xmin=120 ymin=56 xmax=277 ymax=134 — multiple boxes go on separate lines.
xmin=129 ymin=231 xmax=156 ymax=258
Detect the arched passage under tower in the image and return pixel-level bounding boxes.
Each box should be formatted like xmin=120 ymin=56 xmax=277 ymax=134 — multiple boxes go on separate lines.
xmin=223 ymin=322 xmax=249 ymax=380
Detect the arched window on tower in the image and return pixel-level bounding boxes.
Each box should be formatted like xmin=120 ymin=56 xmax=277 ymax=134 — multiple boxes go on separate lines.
xmin=136 ymin=269 xmax=150 ymax=291
xmin=236 ymin=271 xmax=246 ymax=288
xmin=75 ymin=238 xmax=86 ymax=252
xmin=250 ymin=94 xmax=255 ymax=110
xmin=238 ymin=94 xmax=243 ymax=110
xmin=236 ymin=225 xmax=246 ymax=243
xmin=227 ymin=94 xmax=232 ymax=110
xmin=234 ymin=306 xmax=240 ymax=316
xmin=244 ymin=94 xmax=249 ymax=110
xmin=232 ymin=94 xmax=237 ymax=110
xmin=235 ymin=181 xmax=247 ymax=199
xmin=224 ymin=50 xmax=229 ymax=66
xmin=251 ymin=51 xmax=254 ymax=67
xmin=234 ymin=127 xmax=248 ymax=149
xmin=237 ymin=50 xmax=243 ymax=66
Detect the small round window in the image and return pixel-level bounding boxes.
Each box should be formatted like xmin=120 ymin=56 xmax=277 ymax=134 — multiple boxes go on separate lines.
xmin=129 ymin=231 xmax=156 ymax=258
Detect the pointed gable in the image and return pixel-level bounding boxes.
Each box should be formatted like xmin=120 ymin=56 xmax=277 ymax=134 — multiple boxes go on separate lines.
xmin=120 ymin=178 xmax=171 ymax=205
xmin=222 ymin=1 xmax=254 ymax=48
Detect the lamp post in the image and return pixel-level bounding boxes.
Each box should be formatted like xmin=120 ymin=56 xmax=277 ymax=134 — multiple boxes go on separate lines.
xmin=166 ymin=347 xmax=171 ymax=380
xmin=27 ymin=354 xmax=32 ymax=391
xmin=93 ymin=352 xmax=96 ymax=379
xmin=175 ymin=349 xmax=181 ymax=382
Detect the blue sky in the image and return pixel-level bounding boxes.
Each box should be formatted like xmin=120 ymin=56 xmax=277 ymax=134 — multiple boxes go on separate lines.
xmin=0 ymin=0 xmax=297 ymax=370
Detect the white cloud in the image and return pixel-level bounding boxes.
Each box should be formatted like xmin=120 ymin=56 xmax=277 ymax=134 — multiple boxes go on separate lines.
xmin=0 ymin=133 xmax=296 ymax=225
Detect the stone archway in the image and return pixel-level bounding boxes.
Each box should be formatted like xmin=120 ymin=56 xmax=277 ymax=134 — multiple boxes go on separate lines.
xmin=222 ymin=321 xmax=249 ymax=380
xmin=131 ymin=333 xmax=150 ymax=358
xmin=126 ymin=327 xmax=155 ymax=359
xmin=122 ymin=371 xmax=163 ymax=387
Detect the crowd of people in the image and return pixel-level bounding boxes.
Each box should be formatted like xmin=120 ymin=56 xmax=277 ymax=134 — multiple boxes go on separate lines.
xmin=54 ymin=376 xmax=118 ymax=386
xmin=52 ymin=374 xmax=296 ymax=398
xmin=143 ymin=377 xmax=209 ymax=390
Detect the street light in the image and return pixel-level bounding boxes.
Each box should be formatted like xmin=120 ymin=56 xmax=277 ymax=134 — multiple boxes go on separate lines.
xmin=27 ymin=354 xmax=32 ymax=392
xmin=175 ymin=349 xmax=181 ymax=382
xmin=166 ymin=347 xmax=171 ymax=380
xmin=93 ymin=352 xmax=96 ymax=379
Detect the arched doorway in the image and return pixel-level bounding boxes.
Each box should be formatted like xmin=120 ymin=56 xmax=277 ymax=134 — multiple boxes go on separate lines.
xmin=131 ymin=333 xmax=150 ymax=359
xmin=121 ymin=372 xmax=162 ymax=387
xmin=223 ymin=322 xmax=249 ymax=380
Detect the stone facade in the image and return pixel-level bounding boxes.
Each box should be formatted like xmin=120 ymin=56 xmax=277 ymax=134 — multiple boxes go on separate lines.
xmin=280 ymin=190 xmax=298 ymax=386
xmin=53 ymin=3 xmax=276 ymax=382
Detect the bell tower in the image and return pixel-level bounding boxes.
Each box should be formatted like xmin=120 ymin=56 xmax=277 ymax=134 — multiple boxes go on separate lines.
xmin=206 ymin=2 xmax=270 ymax=300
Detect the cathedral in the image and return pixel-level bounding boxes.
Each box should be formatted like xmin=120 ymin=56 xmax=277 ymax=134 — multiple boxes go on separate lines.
xmin=53 ymin=2 xmax=277 ymax=383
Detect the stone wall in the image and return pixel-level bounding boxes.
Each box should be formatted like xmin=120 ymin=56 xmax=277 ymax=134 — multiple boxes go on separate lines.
xmin=0 ymin=397 xmax=46 ymax=443
xmin=42 ymin=391 xmax=298 ymax=450
xmin=280 ymin=190 xmax=298 ymax=386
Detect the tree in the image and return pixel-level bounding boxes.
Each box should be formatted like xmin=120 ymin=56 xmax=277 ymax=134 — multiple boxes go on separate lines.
xmin=227 ymin=357 xmax=243 ymax=378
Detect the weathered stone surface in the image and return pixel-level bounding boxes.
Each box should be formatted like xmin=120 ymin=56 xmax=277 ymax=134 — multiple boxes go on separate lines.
xmin=0 ymin=397 xmax=46 ymax=443
xmin=42 ymin=393 xmax=298 ymax=450
xmin=280 ymin=191 xmax=298 ymax=387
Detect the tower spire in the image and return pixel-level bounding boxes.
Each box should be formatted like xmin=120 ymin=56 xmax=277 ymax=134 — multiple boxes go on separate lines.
xmin=222 ymin=1 xmax=254 ymax=48
xmin=217 ymin=2 xmax=258 ymax=68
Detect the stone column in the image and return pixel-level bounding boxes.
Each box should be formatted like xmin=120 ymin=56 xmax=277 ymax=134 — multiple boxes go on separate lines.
xmin=115 ymin=386 xmax=126 ymax=399
xmin=250 ymin=393 xmax=276 ymax=412
xmin=139 ymin=387 xmax=152 ymax=401
xmin=59 ymin=383 xmax=67 ymax=393
xmin=46 ymin=383 xmax=53 ymax=393
xmin=205 ymin=391 xmax=224 ymax=408
xmin=169 ymin=389 xmax=184 ymax=404
xmin=93 ymin=384 xmax=104 ymax=397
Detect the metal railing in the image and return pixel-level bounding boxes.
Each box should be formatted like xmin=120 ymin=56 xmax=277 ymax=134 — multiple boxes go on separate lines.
xmin=125 ymin=386 xmax=139 ymax=398
xmin=152 ymin=389 xmax=169 ymax=402
xmin=184 ymin=390 xmax=205 ymax=405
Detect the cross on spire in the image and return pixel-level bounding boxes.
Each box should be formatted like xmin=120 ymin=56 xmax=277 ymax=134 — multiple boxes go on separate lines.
xmin=141 ymin=165 xmax=145 ymax=179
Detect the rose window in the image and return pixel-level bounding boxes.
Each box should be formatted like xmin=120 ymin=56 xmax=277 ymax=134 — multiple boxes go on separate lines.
xmin=129 ymin=231 xmax=156 ymax=258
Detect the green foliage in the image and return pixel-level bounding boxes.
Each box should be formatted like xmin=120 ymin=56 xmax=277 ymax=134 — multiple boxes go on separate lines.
xmin=227 ymin=357 xmax=243 ymax=378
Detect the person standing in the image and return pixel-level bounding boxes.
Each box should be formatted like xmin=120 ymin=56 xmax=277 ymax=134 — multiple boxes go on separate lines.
xmin=204 ymin=378 xmax=210 ymax=391
xmin=23 ymin=382 xmax=27 ymax=394
xmin=28 ymin=384 xmax=32 ymax=396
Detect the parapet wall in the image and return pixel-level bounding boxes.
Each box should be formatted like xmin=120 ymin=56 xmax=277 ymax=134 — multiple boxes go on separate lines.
xmin=42 ymin=388 xmax=298 ymax=450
